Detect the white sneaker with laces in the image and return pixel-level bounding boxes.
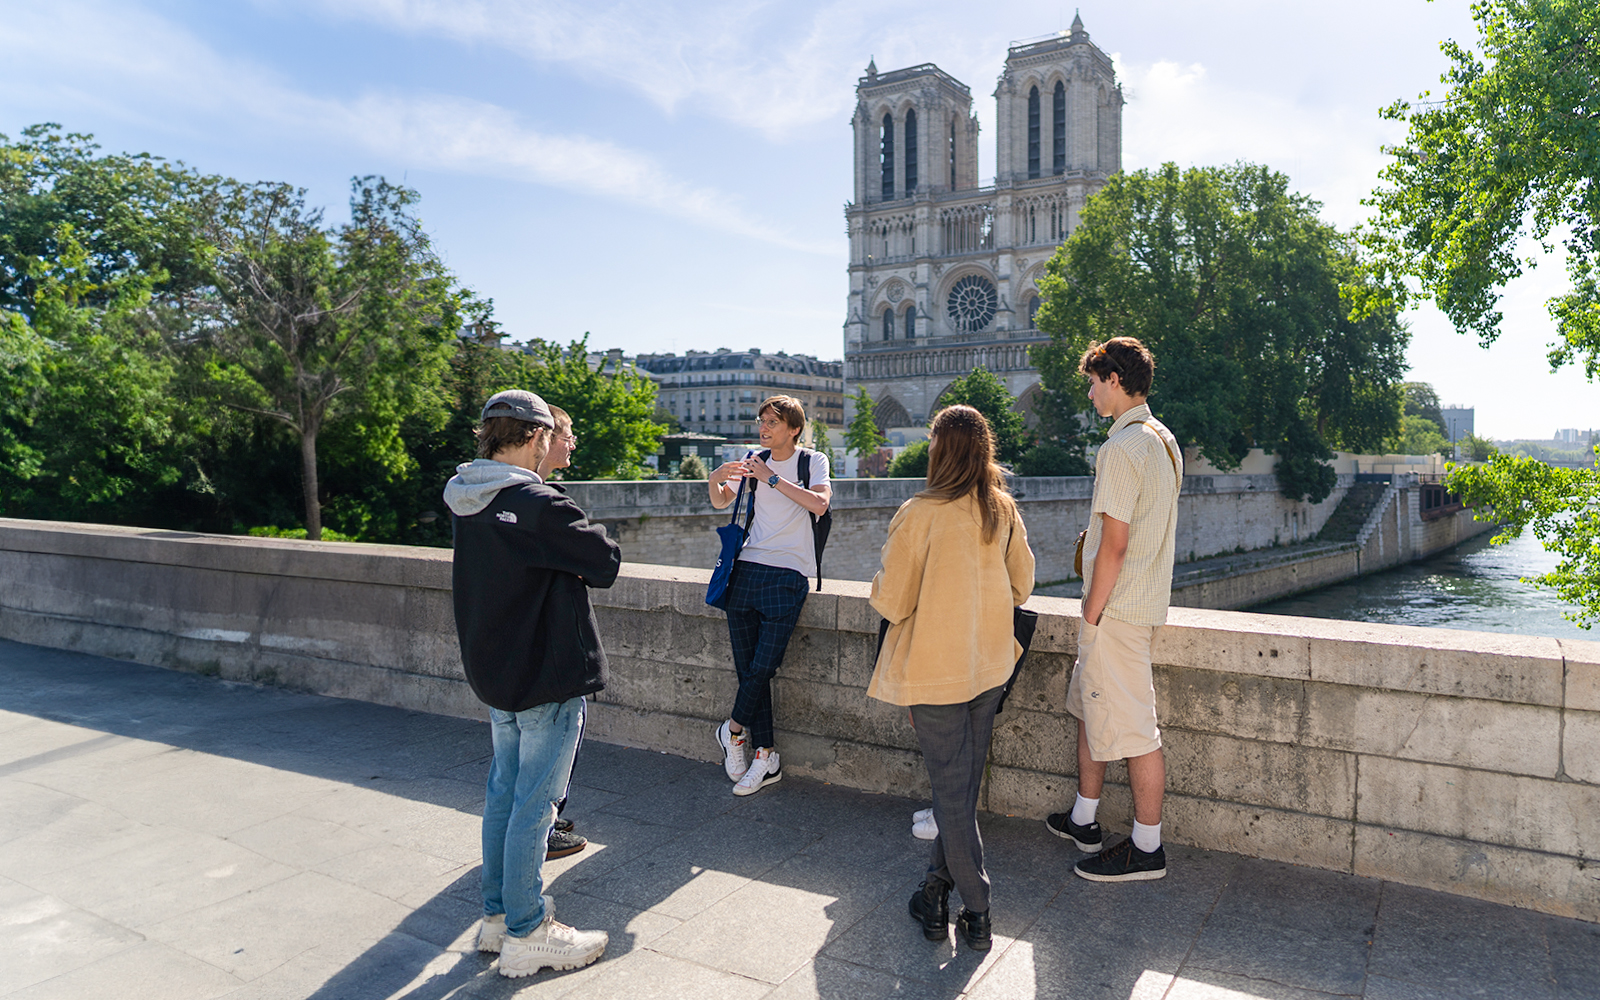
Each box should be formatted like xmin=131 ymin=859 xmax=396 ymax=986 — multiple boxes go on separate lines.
xmin=476 ymin=896 xmax=554 ymax=952
xmin=497 ymin=915 xmax=608 ymax=977
xmin=715 ymin=720 xmax=750 ymax=781
xmin=912 ymin=808 xmax=933 ymax=823
xmin=912 ymin=813 xmax=938 ymax=840
xmin=732 ymin=748 xmax=781 ymax=796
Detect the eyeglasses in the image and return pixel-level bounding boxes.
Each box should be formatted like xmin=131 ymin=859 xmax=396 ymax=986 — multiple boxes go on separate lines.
xmin=1093 ymin=347 xmax=1124 ymax=375
xmin=561 ymin=433 xmax=578 ymax=445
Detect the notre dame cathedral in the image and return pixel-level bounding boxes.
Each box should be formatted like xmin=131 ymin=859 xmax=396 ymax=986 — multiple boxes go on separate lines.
xmin=843 ymin=15 xmax=1122 ymax=432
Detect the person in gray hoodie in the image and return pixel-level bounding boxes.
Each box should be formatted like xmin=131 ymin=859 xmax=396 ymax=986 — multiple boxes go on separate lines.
xmin=444 ymin=389 xmax=620 ymax=979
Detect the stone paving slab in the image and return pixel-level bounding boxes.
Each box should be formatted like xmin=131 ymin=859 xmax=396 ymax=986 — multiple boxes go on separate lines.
xmin=1 ymin=638 xmax=1597 ymax=1000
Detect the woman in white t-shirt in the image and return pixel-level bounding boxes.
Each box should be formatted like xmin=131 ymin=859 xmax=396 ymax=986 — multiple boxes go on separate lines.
xmin=705 ymin=396 xmax=832 ymax=796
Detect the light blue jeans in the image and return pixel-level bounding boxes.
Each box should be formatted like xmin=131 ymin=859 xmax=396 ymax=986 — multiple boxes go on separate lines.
xmin=482 ymin=696 xmax=585 ymax=937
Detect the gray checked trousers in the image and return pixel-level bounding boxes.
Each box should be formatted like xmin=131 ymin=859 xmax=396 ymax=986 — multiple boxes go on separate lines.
xmin=909 ymin=684 xmax=1005 ymax=914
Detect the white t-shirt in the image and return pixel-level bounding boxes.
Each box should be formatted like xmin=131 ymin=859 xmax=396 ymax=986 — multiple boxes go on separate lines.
xmin=737 ymin=448 xmax=830 ymax=579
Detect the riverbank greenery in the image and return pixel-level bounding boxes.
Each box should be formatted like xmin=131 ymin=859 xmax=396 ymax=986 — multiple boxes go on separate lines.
xmin=1445 ymin=453 xmax=1600 ymax=629
xmin=1031 ymin=162 xmax=1409 ymax=503
xmin=0 ymin=125 xmax=664 ymax=544
xmin=1379 ymin=0 xmax=1600 ymax=625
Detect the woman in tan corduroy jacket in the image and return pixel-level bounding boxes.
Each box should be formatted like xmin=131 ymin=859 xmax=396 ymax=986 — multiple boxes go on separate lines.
xmin=868 ymin=405 xmax=1034 ymax=952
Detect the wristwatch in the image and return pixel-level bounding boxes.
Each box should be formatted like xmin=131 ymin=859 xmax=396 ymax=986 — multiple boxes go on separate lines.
xmin=767 ymin=474 xmax=781 ymax=489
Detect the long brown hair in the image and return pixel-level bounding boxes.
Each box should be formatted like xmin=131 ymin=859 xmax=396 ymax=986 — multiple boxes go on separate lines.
xmin=919 ymin=405 xmax=1017 ymax=544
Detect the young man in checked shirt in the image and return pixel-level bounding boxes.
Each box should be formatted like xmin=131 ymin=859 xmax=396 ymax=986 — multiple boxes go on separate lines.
xmin=1045 ymin=337 xmax=1184 ymax=881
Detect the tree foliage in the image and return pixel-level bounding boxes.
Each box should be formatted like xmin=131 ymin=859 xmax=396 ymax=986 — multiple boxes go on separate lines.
xmin=0 ymin=124 xmax=669 ymax=545
xmin=933 ymin=366 xmax=1031 ymax=464
xmin=844 ymin=386 xmax=888 ymax=463
xmin=1400 ymin=381 xmax=1445 ymax=430
xmin=1445 ymin=452 xmax=1600 ymax=628
xmin=1368 ymin=0 xmax=1600 ymax=373
xmin=1033 ymin=162 xmax=1410 ymax=503
xmin=1386 ymin=414 xmax=1451 ymax=457
xmin=888 ymin=440 xmax=929 ymax=478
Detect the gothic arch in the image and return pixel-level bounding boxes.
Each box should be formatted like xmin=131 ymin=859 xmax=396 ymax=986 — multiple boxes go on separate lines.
xmin=930 ymin=382 xmax=956 ymax=412
xmin=874 ymin=393 xmax=912 ymax=431
xmin=1016 ymin=381 xmax=1046 ymax=429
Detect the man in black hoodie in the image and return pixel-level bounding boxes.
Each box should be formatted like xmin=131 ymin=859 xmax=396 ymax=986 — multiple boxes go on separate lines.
xmin=444 ymin=389 xmax=621 ymax=978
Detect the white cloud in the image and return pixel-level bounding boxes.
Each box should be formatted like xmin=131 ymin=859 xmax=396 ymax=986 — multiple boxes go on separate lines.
xmin=0 ymin=0 xmax=830 ymax=253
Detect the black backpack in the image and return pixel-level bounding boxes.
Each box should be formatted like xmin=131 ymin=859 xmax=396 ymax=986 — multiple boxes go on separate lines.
xmin=756 ymin=448 xmax=833 ymax=591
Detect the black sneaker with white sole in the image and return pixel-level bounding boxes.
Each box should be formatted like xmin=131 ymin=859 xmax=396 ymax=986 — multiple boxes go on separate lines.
xmin=1074 ymin=837 xmax=1166 ymax=882
xmin=1045 ymin=812 xmax=1104 ymax=853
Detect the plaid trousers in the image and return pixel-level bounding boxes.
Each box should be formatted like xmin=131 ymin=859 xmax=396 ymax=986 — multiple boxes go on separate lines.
xmin=724 ymin=559 xmax=809 ymax=750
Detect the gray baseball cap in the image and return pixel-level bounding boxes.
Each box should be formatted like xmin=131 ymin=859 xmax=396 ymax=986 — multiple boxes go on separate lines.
xmin=480 ymin=389 xmax=555 ymax=428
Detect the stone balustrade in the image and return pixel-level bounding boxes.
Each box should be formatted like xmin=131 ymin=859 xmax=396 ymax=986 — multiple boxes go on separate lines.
xmin=1 ymin=517 xmax=1595 ymax=922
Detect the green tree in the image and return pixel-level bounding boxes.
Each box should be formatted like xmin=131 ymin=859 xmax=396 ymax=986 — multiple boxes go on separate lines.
xmin=888 ymin=440 xmax=929 ymax=477
xmin=933 ymin=366 xmax=1031 ymax=464
xmin=844 ymin=386 xmax=888 ymax=470
xmin=516 ymin=335 xmax=666 ymax=480
xmin=1400 ymin=382 xmax=1445 ymax=430
xmin=1033 ymin=162 xmax=1409 ymax=503
xmin=1368 ymin=0 xmax=1600 ymax=372
xmin=1016 ymin=441 xmax=1091 ymax=476
xmin=202 ymin=178 xmax=460 ymax=539
xmin=809 ymin=419 xmax=838 ymax=469
xmin=1385 ymin=414 xmax=1450 ymax=456
xmin=1461 ymin=432 xmax=1499 ymax=462
xmin=1446 ymin=452 xmax=1600 ymax=628
xmin=677 ymin=453 xmax=708 ymax=479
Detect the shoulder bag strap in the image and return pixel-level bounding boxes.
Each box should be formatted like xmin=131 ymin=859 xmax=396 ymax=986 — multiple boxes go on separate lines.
xmin=1133 ymin=420 xmax=1181 ymax=491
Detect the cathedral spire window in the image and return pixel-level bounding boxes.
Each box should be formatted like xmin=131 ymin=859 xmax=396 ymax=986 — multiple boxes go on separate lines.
xmin=904 ymin=109 xmax=918 ymax=193
xmin=1027 ymin=87 xmax=1041 ymax=178
xmin=1053 ymin=81 xmax=1067 ymax=174
xmin=881 ymin=114 xmax=895 ymax=200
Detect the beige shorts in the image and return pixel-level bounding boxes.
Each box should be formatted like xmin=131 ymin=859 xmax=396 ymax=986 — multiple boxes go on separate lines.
xmin=1065 ymin=614 xmax=1162 ymax=762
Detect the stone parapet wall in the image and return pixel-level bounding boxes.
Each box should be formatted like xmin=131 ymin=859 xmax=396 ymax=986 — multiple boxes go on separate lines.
xmin=1 ymin=518 xmax=1594 ymax=921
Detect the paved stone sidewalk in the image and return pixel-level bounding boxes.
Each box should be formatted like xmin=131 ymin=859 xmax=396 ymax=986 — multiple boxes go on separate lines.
xmin=2 ymin=638 xmax=1596 ymax=1000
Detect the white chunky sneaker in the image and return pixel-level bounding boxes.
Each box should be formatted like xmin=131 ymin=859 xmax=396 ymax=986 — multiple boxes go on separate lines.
xmin=475 ymin=896 xmax=554 ymax=952
xmin=733 ymin=748 xmax=781 ymax=796
xmin=912 ymin=813 xmax=938 ymax=840
xmin=715 ymin=720 xmax=750 ymax=781
xmin=912 ymin=808 xmax=933 ymax=823
xmin=497 ymin=915 xmax=608 ymax=977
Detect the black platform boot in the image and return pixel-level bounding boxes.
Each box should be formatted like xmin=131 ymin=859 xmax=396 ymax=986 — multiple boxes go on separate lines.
xmin=907 ymin=879 xmax=950 ymax=941
xmin=956 ymin=908 xmax=992 ymax=951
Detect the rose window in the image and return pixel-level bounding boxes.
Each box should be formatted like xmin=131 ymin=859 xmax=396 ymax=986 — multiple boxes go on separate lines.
xmin=946 ymin=275 xmax=997 ymax=333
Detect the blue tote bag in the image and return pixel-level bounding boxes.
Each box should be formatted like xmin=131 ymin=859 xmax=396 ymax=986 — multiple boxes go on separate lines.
xmin=706 ymin=473 xmax=757 ymax=609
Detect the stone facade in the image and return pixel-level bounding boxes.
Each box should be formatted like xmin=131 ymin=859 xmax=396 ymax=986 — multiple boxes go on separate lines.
xmin=844 ymin=15 xmax=1122 ymax=429
xmin=637 ymin=349 xmax=845 ymax=440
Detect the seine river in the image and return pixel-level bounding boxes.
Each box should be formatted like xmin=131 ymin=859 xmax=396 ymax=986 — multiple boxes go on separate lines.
xmin=1250 ymin=530 xmax=1590 ymax=640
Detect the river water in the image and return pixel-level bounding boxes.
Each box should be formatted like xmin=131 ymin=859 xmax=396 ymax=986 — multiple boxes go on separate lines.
xmin=1249 ymin=530 xmax=1591 ymax=640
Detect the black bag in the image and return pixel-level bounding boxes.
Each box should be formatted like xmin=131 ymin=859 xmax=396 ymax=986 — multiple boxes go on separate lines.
xmin=797 ymin=449 xmax=832 ymax=592
xmin=873 ymin=606 xmax=1037 ymax=715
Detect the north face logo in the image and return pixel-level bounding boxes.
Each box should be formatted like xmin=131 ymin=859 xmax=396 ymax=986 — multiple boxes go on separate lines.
xmin=495 ymin=511 xmax=518 ymax=524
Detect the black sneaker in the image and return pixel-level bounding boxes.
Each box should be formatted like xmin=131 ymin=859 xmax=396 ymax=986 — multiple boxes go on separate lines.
xmin=956 ymin=908 xmax=992 ymax=952
xmin=553 ymin=817 xmax=575 ymax=834
xmin=907 ymin=879 xmax=950 ymax=941
xmin=546 ymin=826 xmax=588 ymax=859
xmin=1045 ymin=812 xmax=1104 ymax=853
xmin=1074 ymin=838 xmax=1165 ymax=882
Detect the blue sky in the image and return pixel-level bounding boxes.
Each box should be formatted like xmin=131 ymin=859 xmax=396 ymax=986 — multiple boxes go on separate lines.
xmin=1 ymin=0 xmax=1592 ymax=439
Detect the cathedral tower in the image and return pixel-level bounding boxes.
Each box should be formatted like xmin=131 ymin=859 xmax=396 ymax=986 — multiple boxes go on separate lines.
xmin=843 ymin=18 xmax=1123 ymax=436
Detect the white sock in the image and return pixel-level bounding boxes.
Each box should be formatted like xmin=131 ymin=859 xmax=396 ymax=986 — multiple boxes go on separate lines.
xmin=1132 ymin=820 xmax=1162 ymax=853
xmin=1070 ymin=794 xmax=1099 ymax=827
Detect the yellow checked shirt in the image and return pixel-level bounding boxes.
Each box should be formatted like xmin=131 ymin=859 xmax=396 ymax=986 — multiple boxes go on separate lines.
xmin=1082 ymin=403 xmax=1183 ymax=626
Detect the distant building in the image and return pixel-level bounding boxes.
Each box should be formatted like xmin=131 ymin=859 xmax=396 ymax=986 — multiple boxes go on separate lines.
xmin=1554 ymin=428 xmax=1595 ymax=445
xmin=843 ymin=17 xmax=1123 ymax=430
xmin=1440 ymin=406 xmax=1474 ymax=443
xmin=636 ymin=349 xmax=845 ymax=440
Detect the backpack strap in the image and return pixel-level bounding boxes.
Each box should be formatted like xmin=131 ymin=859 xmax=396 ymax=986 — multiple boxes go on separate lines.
xmin=797 ymin=450 xmax=825 ymax=592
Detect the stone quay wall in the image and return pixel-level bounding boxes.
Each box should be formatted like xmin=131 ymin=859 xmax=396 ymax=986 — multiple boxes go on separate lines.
xmin=565 ymin=473 xmax=1353 ymax=587
xmin=565 ymin=474 xmax=1492 ymax=610
xmin=1 ymin=518 xmax=1595 ymax=921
